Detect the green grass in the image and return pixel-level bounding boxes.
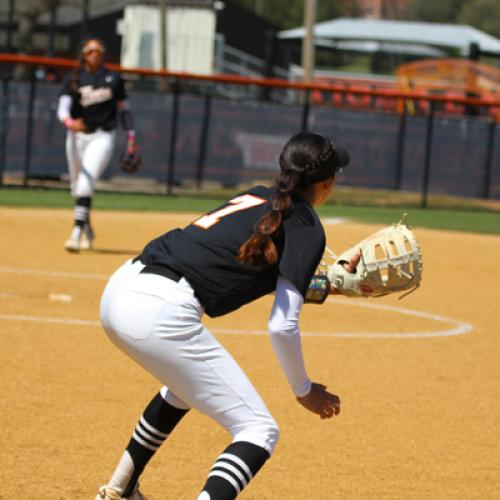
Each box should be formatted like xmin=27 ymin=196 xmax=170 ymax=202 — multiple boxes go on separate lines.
xmin=0 ymin=186 xmax=226 ymax=213
xmin=1 ymin=186 xmax=499 ymax=235
xmin=316 ymin=205 xmax=500 ymax=234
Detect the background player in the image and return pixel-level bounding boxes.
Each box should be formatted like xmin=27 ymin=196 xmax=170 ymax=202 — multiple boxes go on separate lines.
xmin=57 ymin=37 xmax=137 ymax=252
xmin=96 ymin=131 xmax=358 ymax=500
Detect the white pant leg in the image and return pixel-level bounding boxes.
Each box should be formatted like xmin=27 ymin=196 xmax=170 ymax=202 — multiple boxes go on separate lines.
xmin=73 ymin=130 xmax=115 ymax=197
xmin=100 ymin=260 xmax=280 ymax=455
xmin=65 ymin=131 xmax=83 ymax=197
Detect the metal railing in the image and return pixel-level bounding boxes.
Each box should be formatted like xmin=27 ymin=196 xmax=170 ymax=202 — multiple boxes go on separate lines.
xmin=1 ymin=53 xmax=499 ymax=206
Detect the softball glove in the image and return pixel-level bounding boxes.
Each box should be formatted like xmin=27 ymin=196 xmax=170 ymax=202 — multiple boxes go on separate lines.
xmin=121 ymin=133 xmax=141 ymax=174
xmin=328 ymin=214 xmax=422 ymax=299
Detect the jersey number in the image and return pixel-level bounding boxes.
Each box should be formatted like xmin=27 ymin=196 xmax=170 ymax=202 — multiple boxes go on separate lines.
xmin=193 ymin=194 xmax=266 ymax=229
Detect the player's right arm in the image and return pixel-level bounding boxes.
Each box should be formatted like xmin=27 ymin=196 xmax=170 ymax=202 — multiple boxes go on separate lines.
xmin=268 ymin=277 xmax=341 ymax=419
xmin=57 ymin=75 xmax=85 ymax=132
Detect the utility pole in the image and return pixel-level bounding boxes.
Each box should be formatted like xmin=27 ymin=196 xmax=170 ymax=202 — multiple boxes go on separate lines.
xmin=301 ymin=0 xmax=316 ymax=83
xmin=159 ymin=0 xmax=168 ymax=90
xmin=47 ymin=3 xmax=58 ymax=57
xmin=80 ymin=0 xmax=90 ymax=43
xmin=159 ymin=0 xmax=168 ymax=71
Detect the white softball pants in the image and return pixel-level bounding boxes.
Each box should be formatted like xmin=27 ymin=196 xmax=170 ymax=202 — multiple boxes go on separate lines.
xmin=65 ymin=129 xmax=116 ymax=198
xmin=100 ymin=259 xmax=280 ymax=455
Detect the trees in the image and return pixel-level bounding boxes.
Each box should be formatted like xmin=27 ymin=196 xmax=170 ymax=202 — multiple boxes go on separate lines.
xmin=14 ymin=0 xmax=60 ymax=55
xmin=230 ymin=0 xmax=360 ymax=29
xmin=232 ymin=0 xmax=500 ymax=38
xmin=458 ymin=0 xmax=500 ymax=39
xmin=407 ymin=0 xmax=467 ymax=24
xmin=408 ymin=0 xmax=500 ymax=38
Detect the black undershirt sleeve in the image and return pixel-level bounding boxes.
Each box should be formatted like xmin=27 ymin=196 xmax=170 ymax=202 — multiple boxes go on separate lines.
xmin=278 ymin=222 xmax=325 ymax=297
xmin=120 ymin=108 xmax=134 ymax=131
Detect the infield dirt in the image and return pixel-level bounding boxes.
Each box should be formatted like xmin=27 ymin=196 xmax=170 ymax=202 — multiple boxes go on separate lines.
xmin=0 ymin=207 xmax=499 ymax=499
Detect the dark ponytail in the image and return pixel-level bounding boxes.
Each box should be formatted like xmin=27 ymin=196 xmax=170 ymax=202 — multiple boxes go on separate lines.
xmin=237 ymin=168 xmax=300 ymax=266
xmin=238 ymin=132 xmax=338 ymax=266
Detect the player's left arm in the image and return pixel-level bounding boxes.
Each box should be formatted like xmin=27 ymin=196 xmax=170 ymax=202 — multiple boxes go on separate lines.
xmin=115 ymin=72 xmax=137 ymax=145
xmin=117 ymin=99 xmax=137 ymax=153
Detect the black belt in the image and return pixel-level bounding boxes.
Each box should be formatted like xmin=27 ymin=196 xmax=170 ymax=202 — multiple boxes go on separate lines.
xmin=83 ymin=126 xmax=115 ymax=134
xmin=133 ymin=256 xmax=183 ymax=283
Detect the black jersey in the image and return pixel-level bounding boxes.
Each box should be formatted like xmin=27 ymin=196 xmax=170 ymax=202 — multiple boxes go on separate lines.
xmin=139 ymin=186 xmax=326 ymax=318
xmin=60 ymin=67 xmax=127 ymax=132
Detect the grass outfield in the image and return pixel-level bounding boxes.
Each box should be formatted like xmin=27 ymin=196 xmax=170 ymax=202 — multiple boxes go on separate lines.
xmin=1 ymin=186 xmax=499 ymax=235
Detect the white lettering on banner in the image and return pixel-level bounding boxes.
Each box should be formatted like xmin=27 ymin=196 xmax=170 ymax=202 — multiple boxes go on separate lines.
xmin=193 ymin=194 xmax=266 ymax=229
xmin=79 ymin=85 xmax=113 ymax=107
xmin=236 ymin=133 xmax=287 ymax=170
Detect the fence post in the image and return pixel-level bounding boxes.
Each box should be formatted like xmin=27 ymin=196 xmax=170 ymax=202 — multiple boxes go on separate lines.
xmin=166 ymin=79 xmax=180 ymax=195
xmin=301 ymin=90 xmax=310 ymax=131
xmin=0 ymin=73 xmax=11 ymax=187
xmin=421 ymin=100 xmax=435 ymax=208
xmin=483 ymin=118 xmax=496 ymax=199
xmin=394 ymin=107 xmax=407 ymax=190
xmin=0 ymin=0 xmax=15 ymax=186
xmin=196 ymin=88 xmax=213 ymax=190
xmin=23 ymin=70 xmax=37 ymax=186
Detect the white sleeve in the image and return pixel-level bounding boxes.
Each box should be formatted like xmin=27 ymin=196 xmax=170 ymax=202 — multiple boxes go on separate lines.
xmin=268 ymin=276 xmax=312 ymax=398
xmin=57 ymin=95 xmax=72 ymax=123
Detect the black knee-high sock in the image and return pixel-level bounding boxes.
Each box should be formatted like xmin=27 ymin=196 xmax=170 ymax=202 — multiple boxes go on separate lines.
xmin=122 ymin=392 xmax=189 ymax=497
xmin=74 ymin=196 xmax=91 ymax=227
xmin=200 ymin=441 xmax=270 ymax=500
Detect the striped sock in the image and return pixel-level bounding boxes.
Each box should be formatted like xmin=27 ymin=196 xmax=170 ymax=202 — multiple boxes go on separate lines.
xmin=198 ymin=441 xmax=270 ymax=500
xmin=74 ymin=197 xmax=91 ymax=227
xmin=109 ymin=392 xmax=189 ymax=497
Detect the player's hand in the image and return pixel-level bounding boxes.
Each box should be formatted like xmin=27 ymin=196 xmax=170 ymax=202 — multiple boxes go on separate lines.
xmin=330 ymin=251 xmax=361 ymax=294
xmin=65 ymin=118 xmax=86 ymax=132
xmin=297 ymin=382 xmax=340 ymax=419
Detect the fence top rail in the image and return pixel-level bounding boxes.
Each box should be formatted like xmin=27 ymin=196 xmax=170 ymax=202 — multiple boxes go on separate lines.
xmin=1 ymin=53 xmax=499 ymax=108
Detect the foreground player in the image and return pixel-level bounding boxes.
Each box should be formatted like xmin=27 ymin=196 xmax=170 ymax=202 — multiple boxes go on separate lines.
xmin=96 ymin=131 xmax=357 ymax=500
xmin=57 ymin=37 xmax=137 ymax=251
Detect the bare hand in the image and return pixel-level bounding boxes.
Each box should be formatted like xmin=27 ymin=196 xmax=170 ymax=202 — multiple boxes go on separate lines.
xmin=330 ymin=250 xmax=361 ymax=294
xmin=343 ymin=250 xmax=361 ymax=272
xmin=67 ymin=118 xmax=86 ymax=132
xmin=297 ymin=382 xmax=341 ymax=419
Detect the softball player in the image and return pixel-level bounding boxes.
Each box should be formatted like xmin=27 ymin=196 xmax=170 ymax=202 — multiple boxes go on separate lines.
xmin=57 ymin=38 xmax=137 ymax=252
xmin=96 ymin=132 xmax=356 ymax=500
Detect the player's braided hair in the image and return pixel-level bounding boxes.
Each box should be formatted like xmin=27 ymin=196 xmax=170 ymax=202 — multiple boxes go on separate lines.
xmin=238 ymin=132 xmax=334 ymax=266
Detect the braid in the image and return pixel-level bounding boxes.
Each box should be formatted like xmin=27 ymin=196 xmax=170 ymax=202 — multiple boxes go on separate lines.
xmin=301 ymin=142 xmax=335 ymax=175
xmin=298 ymin=141 xmax=336 ymax=186
xmin=237 ymin=169 xmax=300 ymax=266
xmin=237 ymin=131 xmax=346 ymax=267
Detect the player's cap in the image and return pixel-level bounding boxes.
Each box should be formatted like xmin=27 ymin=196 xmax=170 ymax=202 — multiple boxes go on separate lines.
xmin=333 ymin=144 xmax=350 ymax=171
xmin=300 ymin=136 xmax=350 ymax=185
xmin=82 ymin=40 xmax=105 ymax=54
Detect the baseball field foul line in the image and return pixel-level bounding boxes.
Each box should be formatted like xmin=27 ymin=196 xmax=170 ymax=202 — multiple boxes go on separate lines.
xmin=0 ymin=266 xmax=473 ymax=339
xmin=0 ymin=266 xmax=108 ymax=280
xmin=0 ymin=302 xmax=472 ymax=339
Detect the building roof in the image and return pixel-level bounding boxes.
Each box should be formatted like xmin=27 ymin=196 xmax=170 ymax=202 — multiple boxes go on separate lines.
xmin=315 ymin=38 xmax=447 ymax=57
xmin=278 ymin=17 xmax=500 ymax=56
xmin=27 ymin=0 xmax=215 ymax=26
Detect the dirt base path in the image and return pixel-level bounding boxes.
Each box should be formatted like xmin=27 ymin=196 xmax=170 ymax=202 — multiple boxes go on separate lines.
xmin=0 ymin=207 xmax=498 ymax=499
